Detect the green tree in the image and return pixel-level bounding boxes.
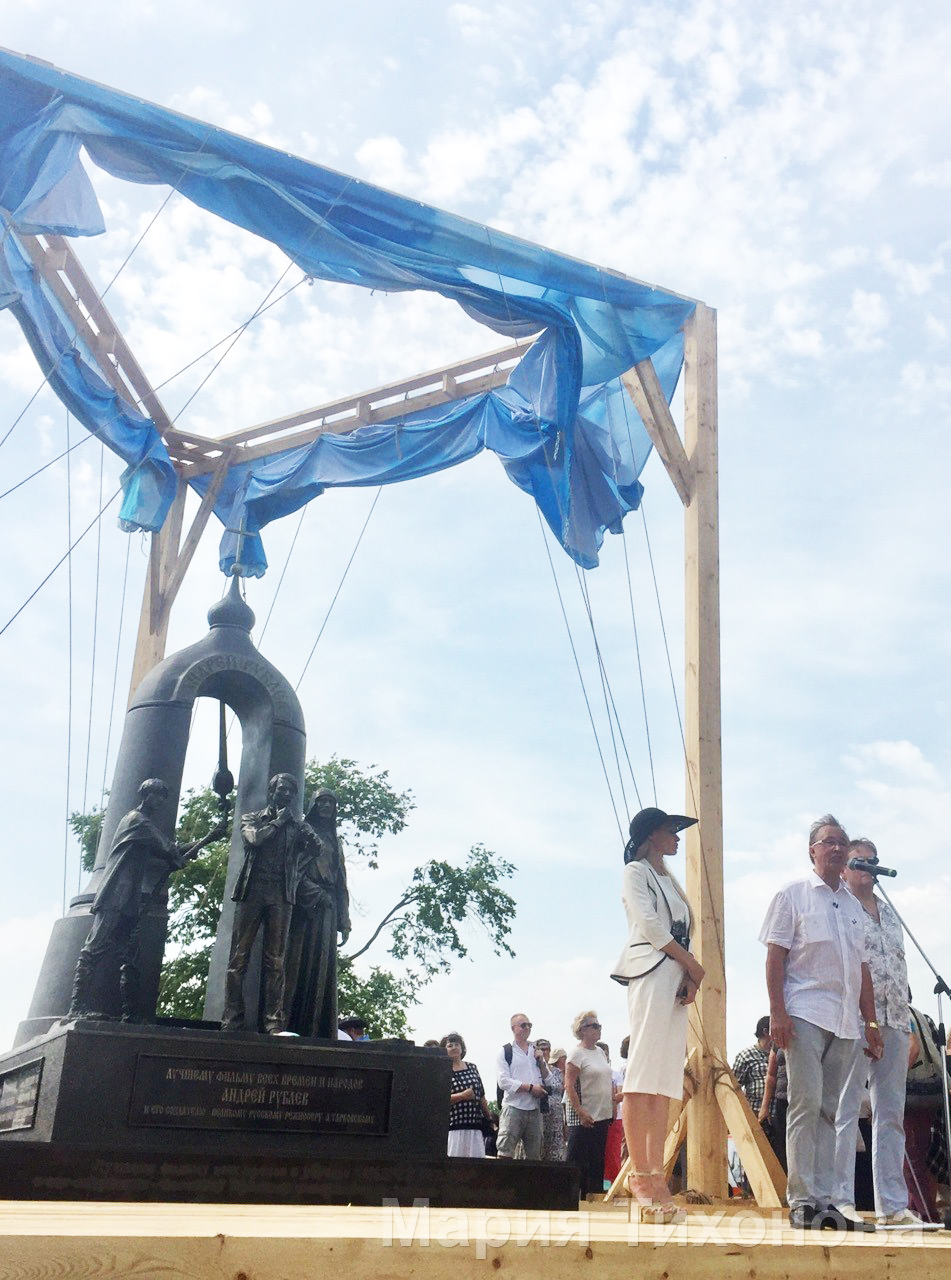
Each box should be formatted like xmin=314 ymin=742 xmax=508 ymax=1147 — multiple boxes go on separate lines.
xmin=70 ymin=805 xmax=104 ymax=874
xmin=73 ymin=756 xmax=516 ymax=1037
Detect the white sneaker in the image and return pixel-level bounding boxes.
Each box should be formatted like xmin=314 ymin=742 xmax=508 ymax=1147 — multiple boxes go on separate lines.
xmin=834 ymin=1204 xmax=866 ymax=1224
xmin=877 ymin=1208 xmax=924 ymax=1226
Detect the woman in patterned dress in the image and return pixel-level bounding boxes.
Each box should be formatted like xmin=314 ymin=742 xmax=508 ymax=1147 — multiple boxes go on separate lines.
xmin=442 ymin=1032 xmax=491 ymax=1158
xmin=538 ymin=1040 xmax=567 ymax=1161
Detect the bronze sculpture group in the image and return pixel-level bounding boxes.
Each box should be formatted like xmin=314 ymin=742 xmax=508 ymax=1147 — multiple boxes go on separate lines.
xmin=70 ymin=773 xmax=350 ymax=1037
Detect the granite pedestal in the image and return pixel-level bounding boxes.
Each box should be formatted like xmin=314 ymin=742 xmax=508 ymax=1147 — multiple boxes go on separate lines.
xmin=0 ymin=1021 xmax=578 ymax=1208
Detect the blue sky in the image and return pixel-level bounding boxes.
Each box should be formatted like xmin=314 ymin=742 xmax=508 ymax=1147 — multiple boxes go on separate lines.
xmin=2 ymin=1 xmax=951 ymax=1079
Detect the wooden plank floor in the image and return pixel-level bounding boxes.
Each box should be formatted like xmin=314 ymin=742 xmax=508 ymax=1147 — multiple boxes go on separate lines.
xmin=1 ymin=1199 xmax=950 ymax=1279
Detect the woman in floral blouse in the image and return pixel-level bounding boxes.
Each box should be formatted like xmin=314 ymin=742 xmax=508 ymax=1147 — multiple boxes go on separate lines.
xmin=831 ymin=839 xmax=923 ymax=1226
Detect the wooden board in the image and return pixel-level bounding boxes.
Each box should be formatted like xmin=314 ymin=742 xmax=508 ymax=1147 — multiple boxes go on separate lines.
xmin=2 ymin=1199 xmax=949 ymax=1280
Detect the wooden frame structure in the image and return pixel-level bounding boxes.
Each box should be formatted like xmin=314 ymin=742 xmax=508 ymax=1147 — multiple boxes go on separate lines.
xmin=23 ymin=228 xmax=779 ymax=1203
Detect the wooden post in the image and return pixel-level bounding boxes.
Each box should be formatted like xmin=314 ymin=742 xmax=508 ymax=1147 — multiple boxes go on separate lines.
xmin=128 ymin=479 xmax=187 ymax=703
xmin=126 ymin=458 xmax=236 ymax=703
xmin=682 ymin=302 xmax=727 ymax=1199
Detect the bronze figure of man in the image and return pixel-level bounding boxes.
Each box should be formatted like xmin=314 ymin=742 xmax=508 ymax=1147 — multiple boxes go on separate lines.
xmin=69 ymin=778 xmax=226 ymax=1022
xmin=221 ymin=772 xmax=318 ymax=1034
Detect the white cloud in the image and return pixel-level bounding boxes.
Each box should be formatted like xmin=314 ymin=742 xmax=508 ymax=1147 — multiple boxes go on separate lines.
xmin=355 ymin=135 xmax=413 ymax=193
xmin=924 ymin=314 xmax=948 ymax=345
xmin=911 ymin=160 xmax=951 ymax=188
xmin=878 ymin=246 xmax=945 ymax=297
xmin=845 ymin=288 xmax=888 ymax=351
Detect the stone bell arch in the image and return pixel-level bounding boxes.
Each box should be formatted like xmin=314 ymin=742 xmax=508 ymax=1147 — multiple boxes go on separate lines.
xmin=17 ymin=578 xmax=306 ymax=1046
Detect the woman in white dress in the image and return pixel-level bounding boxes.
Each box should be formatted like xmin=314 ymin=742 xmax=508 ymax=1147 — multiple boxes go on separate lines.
xmin=611 ymin=807 xmax=704 ymax=1220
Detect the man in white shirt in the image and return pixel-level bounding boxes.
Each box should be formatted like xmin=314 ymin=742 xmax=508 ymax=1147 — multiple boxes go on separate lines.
xmin=760 ymin=814 xmax=883 ymax=1230
xmin=496 ymin=1011 xmax=550 ymax=1160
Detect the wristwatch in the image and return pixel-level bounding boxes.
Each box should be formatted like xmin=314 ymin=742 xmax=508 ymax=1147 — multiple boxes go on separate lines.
xmin=865 ymin=1020 xmax=880 ymax=1029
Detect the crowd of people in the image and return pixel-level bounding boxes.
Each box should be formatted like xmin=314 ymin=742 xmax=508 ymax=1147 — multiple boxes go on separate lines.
xmin=422 ymin=1014 xmax=629 ymax=1196
xmin=356 ymin=806 xmax=951 ymax=1230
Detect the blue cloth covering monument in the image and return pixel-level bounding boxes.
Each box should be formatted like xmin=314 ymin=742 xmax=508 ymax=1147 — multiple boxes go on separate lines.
xmin=0 ymin=45 xmax=694 ymax=573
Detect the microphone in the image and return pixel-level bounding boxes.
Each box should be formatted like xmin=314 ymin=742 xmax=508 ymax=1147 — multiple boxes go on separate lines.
xmin=847 ymin=857 xmax=898 ymax=878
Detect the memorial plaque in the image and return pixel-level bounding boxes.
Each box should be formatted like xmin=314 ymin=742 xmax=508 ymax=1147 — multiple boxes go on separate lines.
xmin=0 ymin=1058 xmax=43 ymax=1132
xmin=129 ymin=1055 xmax=392 ymax=1135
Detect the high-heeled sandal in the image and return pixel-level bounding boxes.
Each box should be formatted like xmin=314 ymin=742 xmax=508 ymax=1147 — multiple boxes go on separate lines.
xmin=625 ymin=1170 xmax=664 ymax=1221
xmin=650 ymin=1171 xmax=685 ymax=1224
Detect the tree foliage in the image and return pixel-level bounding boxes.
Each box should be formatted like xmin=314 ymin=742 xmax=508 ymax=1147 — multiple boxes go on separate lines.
xmin=70 ymin=806 xmax=104 ymax=874
xmin=72 ymin=755 xmax=515 ymax=1036
xmin=349 ymin=844 xmax=516 ymax=976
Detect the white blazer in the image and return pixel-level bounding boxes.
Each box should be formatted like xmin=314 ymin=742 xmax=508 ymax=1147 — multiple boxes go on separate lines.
xmin=610 ymin=858 xmax=688 ymax=984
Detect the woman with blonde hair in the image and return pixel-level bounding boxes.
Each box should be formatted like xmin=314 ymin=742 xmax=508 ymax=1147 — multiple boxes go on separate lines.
xmin=564 ymin=1011 xmax=618 ymax=1197
xmin=611 ymin=807 xmax=704 ymax=1221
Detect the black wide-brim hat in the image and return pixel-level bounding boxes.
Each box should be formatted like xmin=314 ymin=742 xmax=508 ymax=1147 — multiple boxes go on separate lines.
xmin=338 ymin=1016 xmax=367 ymax=1031
xmin=624 ymin=807 xmax=698 ymax=862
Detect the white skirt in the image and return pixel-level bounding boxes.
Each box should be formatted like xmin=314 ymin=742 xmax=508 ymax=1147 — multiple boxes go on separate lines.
xmin=447 ymin=1128 xmax=486 ymax=1158
xmin=622 ymin=956 xmax=689 ymax=1099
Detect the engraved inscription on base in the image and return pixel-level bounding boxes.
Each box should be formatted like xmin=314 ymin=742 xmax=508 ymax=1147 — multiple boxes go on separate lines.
xmin=0 ymin=1059 xmax=43 ymax=1132
xmin=129 ymin=1055 xmax=392 ymax=1135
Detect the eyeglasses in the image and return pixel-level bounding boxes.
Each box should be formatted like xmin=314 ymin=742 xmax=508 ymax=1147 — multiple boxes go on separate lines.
xmin=811 ymin=838 xmax=849 ymax=849
xmin=514 ymin=1020 xmax=532 ymax=1029
xmin=581 ymin=1022 xmax=602 ymax=1031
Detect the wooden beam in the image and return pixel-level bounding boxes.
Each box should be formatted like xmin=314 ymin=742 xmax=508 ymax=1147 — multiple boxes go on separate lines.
xmin=127 ymin=478 xmax=187 ymax=704
xmin=19 ymin=233 xmax=138 ymax=411
xmin=682 ymin=303 xmax=726 ymax=1200
xmin=22 ymin=234 xmax=179 ymax=438
xmin=159 ymin=456 xmax=233 ymax=609
xmin=713 ymin=1059 xmax=787 ymax=1208
xmin=664 ymin=1095 xmax=691 ymax=1178
xmin=621 ymin=359 xmax=693 ymax=506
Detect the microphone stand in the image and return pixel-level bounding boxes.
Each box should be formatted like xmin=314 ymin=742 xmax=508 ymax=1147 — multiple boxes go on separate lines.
xmin=873 ymin=878 xmax=951 ymax=1228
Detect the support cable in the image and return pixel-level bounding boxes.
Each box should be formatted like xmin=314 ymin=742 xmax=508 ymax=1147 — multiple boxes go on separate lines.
xmin=620 ymin=525 xmax=657 ymax=804
xmin=99 ymin=533 xmax=132 ymax=816
xmin=639 ymin=504 xmax=687 ymax=756
xmin=615 ymin=384 xmax=658 ymax=804
xmin=257 ymin=505 xmax=309 ymax=650
xmin=536 ymin=510 xmax=624 ymax=839
xmin=575 ymin=566 xmax=630 ymax=814
xmin=62 ymin=414 xmax=74 ymax=914
xmin=575 ymin=567 xmax=642 ymax=812
xmin=640 ymin=500 xmax=726 ymax=973
xmin=150 ymin=278 xmax=310 ymax=395
xmin=0 ymin=430 xmax=95 ymax=505
xmin=0 ymin=485 xmax=122 ymax=640
xmin=295 ymin=488 xmax=383 ymax=692
xmin=78 ymin=442 xmax=105 ymax=890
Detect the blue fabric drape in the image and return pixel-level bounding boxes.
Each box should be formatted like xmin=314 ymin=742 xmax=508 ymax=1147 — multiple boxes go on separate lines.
xmin=0 ymin=47 xmax=696 ymax=568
